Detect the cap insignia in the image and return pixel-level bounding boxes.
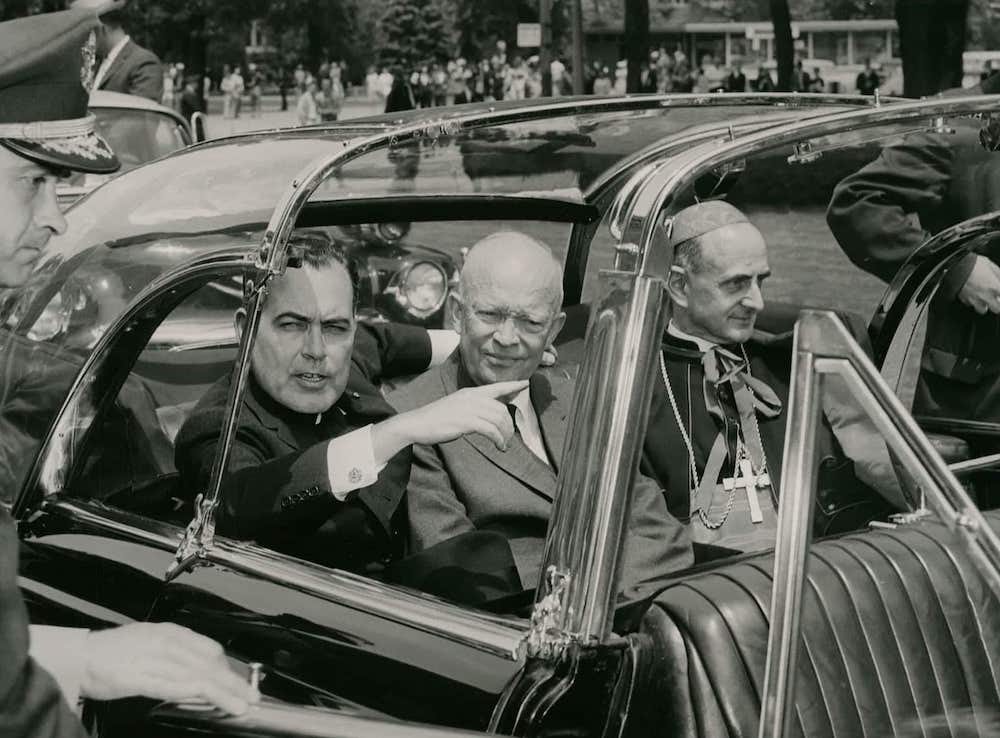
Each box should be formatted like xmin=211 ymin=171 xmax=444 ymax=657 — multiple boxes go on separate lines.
xmin=80 ymin=30 xmax=96 ymax=93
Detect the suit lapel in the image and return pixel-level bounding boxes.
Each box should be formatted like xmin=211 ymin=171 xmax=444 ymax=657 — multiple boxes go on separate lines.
xmin=533 ymin=370 xmax=571 ymax=474
xmin=441 ymin=357 xmax=558 ymax=501
xmin=100 ymin=40 xmax=132 ymax=89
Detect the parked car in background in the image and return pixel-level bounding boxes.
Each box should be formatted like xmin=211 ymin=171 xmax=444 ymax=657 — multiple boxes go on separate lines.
xmin=57 ymin=91 xmax=197 ymax=208
xmin=7 ymin=93 xmax=1000 ymax=737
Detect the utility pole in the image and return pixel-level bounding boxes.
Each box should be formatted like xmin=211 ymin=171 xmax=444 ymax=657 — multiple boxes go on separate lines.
xmin=571 ymin=0 xmax=584 ymax=94
xmin=540 ymin=0 xmax=553 ymax=96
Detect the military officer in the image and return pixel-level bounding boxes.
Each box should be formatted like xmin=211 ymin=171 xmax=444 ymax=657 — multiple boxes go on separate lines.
xmin=0 ymin=9 xmax=256 ymax=736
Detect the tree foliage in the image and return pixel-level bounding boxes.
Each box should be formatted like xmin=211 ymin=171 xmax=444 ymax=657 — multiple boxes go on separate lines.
xmin=451 ymin=0 xmax=570 ymax=61
xmin=378 ymin=0 xmax=453 ymax=68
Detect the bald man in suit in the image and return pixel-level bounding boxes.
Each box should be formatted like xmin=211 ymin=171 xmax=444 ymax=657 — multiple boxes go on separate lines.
xmin=390 ymin=232 xmax=692 ymax=604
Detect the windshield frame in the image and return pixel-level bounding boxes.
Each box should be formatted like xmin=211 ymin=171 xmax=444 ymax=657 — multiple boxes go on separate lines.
xmin=168 ymin=93 xmax=883 ymax=579
xmin=530 ymin=93 xmax=1000 ymax=735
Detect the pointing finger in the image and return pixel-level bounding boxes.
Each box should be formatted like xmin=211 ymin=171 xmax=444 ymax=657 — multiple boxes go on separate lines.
xmin=475 ymin=380 xmax=529 ymax=401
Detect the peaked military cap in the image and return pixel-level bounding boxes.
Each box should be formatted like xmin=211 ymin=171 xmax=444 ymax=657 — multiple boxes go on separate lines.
xmin=0 ymin=8 xmax=119 ymax=174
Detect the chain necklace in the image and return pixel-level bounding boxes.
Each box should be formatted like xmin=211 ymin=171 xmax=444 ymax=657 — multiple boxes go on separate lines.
xmin=659 ymin=351 xmax=737 ymax=529
xmin=658 ymin=345 xmax=773 ymax=529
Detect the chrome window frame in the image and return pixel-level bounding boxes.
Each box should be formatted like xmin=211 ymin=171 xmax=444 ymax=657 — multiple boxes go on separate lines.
xmin=15 ymin=251 xmax=526 ymax=661
xmin=171 ymin=94 xmax=877 ymax=576
xmin=12 ymin=94 xmax=905 ymax=671
xmin=527 ymin=94 xmax=1000 ymax=731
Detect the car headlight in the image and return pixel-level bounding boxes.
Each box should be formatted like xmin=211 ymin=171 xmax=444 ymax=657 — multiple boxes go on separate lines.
xmin=377 ymin=222 xmax=410 ymax=242
xmin=399 ymin=262 xmax=447 ymax=318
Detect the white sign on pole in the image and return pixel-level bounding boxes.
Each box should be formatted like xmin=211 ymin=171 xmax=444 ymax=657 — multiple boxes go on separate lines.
xmin=517 ymin=23 xmax=542 ymax=48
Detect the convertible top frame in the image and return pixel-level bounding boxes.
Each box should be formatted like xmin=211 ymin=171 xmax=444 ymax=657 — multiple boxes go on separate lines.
xmin=532 ymin=94 xmax=1000 ymax=738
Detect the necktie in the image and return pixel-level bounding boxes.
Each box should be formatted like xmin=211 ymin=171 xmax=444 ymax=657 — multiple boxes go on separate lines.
xmin=507 ymin=404 xmax=519 ymax=434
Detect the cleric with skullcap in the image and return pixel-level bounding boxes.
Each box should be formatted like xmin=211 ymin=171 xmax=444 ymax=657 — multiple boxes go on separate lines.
xmin=0 ymin=9 xmax=256 ymax=736
xmin=640 ymin=200 xmax=907 ymax=557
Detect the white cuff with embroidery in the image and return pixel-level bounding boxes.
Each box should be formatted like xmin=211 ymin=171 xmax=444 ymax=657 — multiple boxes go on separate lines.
xmin=29 ymin=624 xmax=89 ymax=711
xmin=326 ymin=425 xmax=386 ymax=499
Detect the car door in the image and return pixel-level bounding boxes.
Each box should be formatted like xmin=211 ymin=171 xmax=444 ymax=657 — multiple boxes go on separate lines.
xmin=10 ymin=249 xmax=527 ymax=734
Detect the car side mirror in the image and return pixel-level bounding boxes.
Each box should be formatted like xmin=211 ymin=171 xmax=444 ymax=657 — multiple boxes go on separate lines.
xmin=190 ymin=112 xmax=208 ymax=143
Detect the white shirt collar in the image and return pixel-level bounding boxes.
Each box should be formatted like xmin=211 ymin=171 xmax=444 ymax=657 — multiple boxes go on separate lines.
xmin=666 ymin=320 xmax=717 ymax=353
xmin=508 ymin=385 xmax=550 ymax=466
xmin=509 ymin=386 xmax=535 ymax=419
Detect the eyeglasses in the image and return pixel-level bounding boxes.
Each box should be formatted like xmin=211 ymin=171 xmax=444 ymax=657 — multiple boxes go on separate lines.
xmin=470 ymin=307 xmax=550 ymax=336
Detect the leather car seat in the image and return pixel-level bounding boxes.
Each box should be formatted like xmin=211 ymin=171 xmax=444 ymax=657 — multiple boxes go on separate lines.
xmin=636 ymin=511 xmax=1000 ymax=738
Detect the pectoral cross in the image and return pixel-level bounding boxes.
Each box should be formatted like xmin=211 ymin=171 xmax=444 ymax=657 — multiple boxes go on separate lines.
xmin=722 ymin=459 xmax=768 ymax=524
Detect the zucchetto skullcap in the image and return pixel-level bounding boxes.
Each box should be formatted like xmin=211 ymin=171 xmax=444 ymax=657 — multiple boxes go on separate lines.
xmin=667 ymin=201 xmax=750 ymax=250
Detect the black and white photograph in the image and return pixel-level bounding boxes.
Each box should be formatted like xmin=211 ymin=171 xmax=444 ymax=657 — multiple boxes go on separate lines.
xmin=2 ymin=0 xmax=1000 ymax=736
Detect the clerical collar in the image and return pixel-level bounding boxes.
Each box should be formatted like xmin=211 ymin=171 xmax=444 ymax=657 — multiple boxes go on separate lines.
xmin=666 ymin=320 xmax=717 ymax=353
xmin=246 ymin=373 xmax=346 ymax=427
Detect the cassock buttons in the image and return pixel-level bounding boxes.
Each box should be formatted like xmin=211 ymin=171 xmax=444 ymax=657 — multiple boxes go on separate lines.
xmin=348 ymin=467 xmax=363 ymax=484
xmin=351 ymin=391 xmax=361 ymax=399
xmin=280 ymin=498 xmax=291 ymax=509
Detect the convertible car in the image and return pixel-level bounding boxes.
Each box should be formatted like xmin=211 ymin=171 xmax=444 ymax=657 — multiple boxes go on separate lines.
xmin=6 ymin=93 xmax=1000 ymax=737
xmin=44 ymin=92 xmax=457 ymax=331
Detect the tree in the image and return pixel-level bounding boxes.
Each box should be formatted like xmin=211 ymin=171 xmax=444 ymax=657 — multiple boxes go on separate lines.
xmin=624 ymin=0 xmax=649 ymax=92
xmin=770 ymin=0 xmax=794 ymax=91
xmin=379 ymin=0 xmax=453 ymax=68
xmin=452 ymin=0 xmax=537 ymax=60
xmin=895 ymin=0 xmax=969 ymax=97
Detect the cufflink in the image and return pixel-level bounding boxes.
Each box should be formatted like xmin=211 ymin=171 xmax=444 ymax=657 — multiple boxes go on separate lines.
xmin=348 ymin=467 xmax=363 ymax=484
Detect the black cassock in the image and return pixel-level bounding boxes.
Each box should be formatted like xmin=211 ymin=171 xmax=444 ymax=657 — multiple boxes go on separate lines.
xmin=641 ymin=330 xmax=903 ymax=555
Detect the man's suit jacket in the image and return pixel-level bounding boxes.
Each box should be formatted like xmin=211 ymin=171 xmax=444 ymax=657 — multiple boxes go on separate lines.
xmin=827 ymin=120 xmax=1000 ymax=422
xmin=98 ymin=39 xmax=163 ymax=102
xmin=0 ymin=509 xmax=87 ymax=737
xmin=175 ymin=323 xmax=431 ymax=573
xmin=388 ymin=353 xmax=693 ymax=605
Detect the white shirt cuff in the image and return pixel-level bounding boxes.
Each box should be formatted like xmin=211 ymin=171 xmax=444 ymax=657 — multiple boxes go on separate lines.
xmin=327 ymin=425 xmax=386 ymax=500
xmin=29 ymin=625 xmax=89 ymax=710
xmin=427 ymin=329 xmax=460 ymax=367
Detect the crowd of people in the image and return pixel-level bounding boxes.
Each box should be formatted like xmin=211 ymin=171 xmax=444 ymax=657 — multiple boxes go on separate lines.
xmin=146 ymin=38 xmax=887 ymax=126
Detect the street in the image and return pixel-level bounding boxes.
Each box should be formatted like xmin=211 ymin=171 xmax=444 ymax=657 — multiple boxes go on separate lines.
xmin=201 ymin=93 xmax=385 ymax=138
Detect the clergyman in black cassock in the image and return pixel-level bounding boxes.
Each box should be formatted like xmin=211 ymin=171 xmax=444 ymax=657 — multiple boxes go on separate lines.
xmin=176 ymin=321 xmax=427 ymax=574
xmin=641 ymin=201 xmax=907 ymax=555
xmin=644 ymin=320 xmax=905 ymax=553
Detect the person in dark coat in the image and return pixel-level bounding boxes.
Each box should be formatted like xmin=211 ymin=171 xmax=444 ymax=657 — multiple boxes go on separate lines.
xmin=175 ymin=241 xmax=525 ymax=575
xmin=178 ymin=74 xmax=202 ymax=119
xmin=92 ymin=8 xmax=163 ymax=102
xmin=642 ymin=202 xmax=907 ymax=556
xmin=0 ymin=9 xmax=256 ymax=734
xmin=827 ymin=76 xmax=1000 ymax=424
xmin=725 ymin=64 xmax=747 ymax=93
xmin=855 ymin=59 xmax=880 ymax=96
xmin=384 ymin=66 xmax=415 ymax=113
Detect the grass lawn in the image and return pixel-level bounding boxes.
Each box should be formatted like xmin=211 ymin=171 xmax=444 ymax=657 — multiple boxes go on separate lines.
xmin=408 ymin=205 xmax=889 ymax=324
